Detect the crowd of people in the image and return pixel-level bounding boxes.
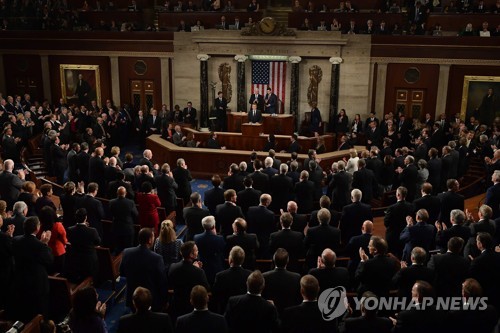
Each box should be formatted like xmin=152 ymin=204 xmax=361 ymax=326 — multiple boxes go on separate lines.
xmin=0 ymin=87 xmax=500 ymax=332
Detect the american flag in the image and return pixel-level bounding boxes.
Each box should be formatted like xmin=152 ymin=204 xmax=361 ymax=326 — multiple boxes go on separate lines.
xmin=251 ymin=61 xmax=287 ymax=112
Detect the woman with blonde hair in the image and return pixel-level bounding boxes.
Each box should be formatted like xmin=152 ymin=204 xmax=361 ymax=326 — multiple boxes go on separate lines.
xmin=153 ymin=220 xmax=183 ymax=270
xmin=346 ymin=149 xmax=359 ymax=174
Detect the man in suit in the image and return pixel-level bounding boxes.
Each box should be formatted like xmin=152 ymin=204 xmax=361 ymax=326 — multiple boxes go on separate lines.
xmin=49 ymin=135 xmax=68 ymax=184
xmin=120 ymin=228 xmax=167 ymax=312
xmin=223 ymin=163 xmax=245 ymax=193
xmin=248 ymin=88 xmax=265 ymax=113
xmin=135 ymin=165 xmax=156 ymax=191
xmin=12 ymin=216 xmax=53 ymax=322
xmin=108 ymin=171 xmax=135 ymax=200
xmin=66 ymin=208 xmax=101 ymax=283
xmin=392 ymin=247 xmax=434 ymax=299
xmin=0 ymin=159 xmax=25 ymax=210
xmin=154 ymin=163 xmax=178 ymax=215
xmin=438 ymin=179 xmax=464 ymax=226
xmin=2 ymin=201 xmax=27 ymax=237
xmin=485 ymin=170 xmax=500 ymax=219
xmin=247 ymin=102 xmax=262 ymax=123
xmin=400 ymin=209 xmax=435 ymax=262
xmin=262 ymin=248 xmax=301 ymax=316
xmin=384 ymin=186 xmax=414 ymax=258
xmin=249 ymin=159 xmax=270 ymax=194
xmin=264 ymin=87 xmax=278 ymax=114
xmin=76 ymin=142 xmax=91 ymax=185
xmin=225 ymin=270 xmax=280 ymax=333
xmin=134 ymin=110 xmax=147 ymax=145
xmin=246 ymin=193 xmax=275 ymax=258
xmin=365 ymin=119 xmax=382 ymax=148
xmin=237 ymin=176 xmax=261 ymax=216
xmin=109 ymin=186 xmax=138 ymax=254
xmin=328 ymin=160 xmax=351 ymax=211
xmin=352 ymin=159 xmax=378 ymax=204
xmin=172 ymin=125 xmax=186 ymax=146
xmin=117 ymin=287 xmax=174 ymax=333
xmin=309 ymin=248 xmax=349 ymax=293
xmin=396 ymin=156 xmax=419 ymax=202
xmin=269 ymin=213 xmax=304 ymax=266
xmin=412 ymin=183 xmax=440 ymax=225
xmin=294 ymin=170 xmax=315 ymax=214
xmin=342 ymin=292 xmax=393 ymax=333
xmin=206 ymin=132 xmax=226 ymax=149
xmin=427 ymin=237 xmax=469 ymax=297
xmin=212 ymin=246 xmax=252 ymax=313
xmin=226 ymin=218 xmax=259 ymax=270
xmin=214 ymin=91 xmax=228 ymax=131
xmin=262 ymin=157 xmax=278 ymax=179
xmin=427 ymin=148 xmax=442 ymax=194
xmin=176 ymin=285 xmax=228 ymax=333
xmin=173 ymin=158 xmax=193 ymax=203
xmin=341 ymin=189 xmax=373 ymax=245
xmin=182 ymin=101 xmax=197 ymax=126
xmin=304 ymin=208 xmax=341 ymax=268
xmin=168 ymin=241 xmax=210 ymax=320
xmin=356 ymin=236 xmax=399 ymax=297
xmin=88 ymin=147 xmax=106 ymax=196
xmin=183 ymin=192 xmax=210 ymax=241
xmin=146 ymin=109 xmax=161 ymax=135
xmin=344 ymin=220 xmax=372 ymax=282
xmin=194 ymin=215 xmax=226 ymax=285
xmin=75 ymin=73 xmax=91 ymax=106
xmin=309 ymin=195 xmax=341 ymax=229
xmin=287 ymin=133 xmax=301 ymax=154
xmin=78 ymin=182 xmax=105 ymax=238
xmin=435 ymin=209 xmax=470 ymax=253
xmin=204 ymin=175 xmax=226 ymax=215
xmin=216 ymin=189 xmax=245 ymax=237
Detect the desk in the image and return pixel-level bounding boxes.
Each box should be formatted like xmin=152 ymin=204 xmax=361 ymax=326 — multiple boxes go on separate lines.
xmin=227 ymin=112 xmax=295 ymax=135
xmin=241 ymin=123 xmax=263 ymax=136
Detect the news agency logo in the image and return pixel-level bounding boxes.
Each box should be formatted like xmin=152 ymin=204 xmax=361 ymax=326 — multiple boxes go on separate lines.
xmin=317 ymin=286 xmax=348 ymax=321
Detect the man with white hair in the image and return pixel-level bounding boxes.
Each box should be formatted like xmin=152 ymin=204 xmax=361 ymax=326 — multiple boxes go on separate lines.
xmin=269 ymin=163 xmax=293 ymax=213
xmin=0 ymin=159 xmax=25 ymax=210
xmin=139 ymin=149 xmax=158 ymax=173
xmin=3 ymin=201 xmax=27 ymax=236
xmin=194 ymin=215 xmax=226 ymax=285
xmin=485 ymin=170 xmax=500 ymax=219
xmin=341 ymin=188 xmax=373 ymax=244
xmin=262 ymin=157 xmax=278 ymax=178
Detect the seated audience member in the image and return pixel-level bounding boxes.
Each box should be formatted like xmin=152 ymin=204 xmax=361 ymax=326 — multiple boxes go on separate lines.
xmin=117 ymin=287 xmax=174 ymax=333
xmin=154 ymin=220 xmax=183 ymax=270
xmin=183 ymin=192 xmax=210 ymax=241
xmin=427 ymin=237 xmax=469 ymax=297
xmin=224 ymin=270 xmax=279 ymax=333
xmin=194 ymin=215 xmax=226 ymax=285
xmin=309 ymin=248 xmax=349 ymax=292
xmin=225 ymin=218 xmax=259 ymax=270
xmin=356 ymin=236 xmax=399 ymax=297
xmin=304 ymin=208 xmax=341 ymax=268
xmin=204 ymin=175 xmax=225 ymax=216
xmin=206 ymin=131 xmax=226 ymax=149
xmin=392 ymin=247 xmax=434 ymax=299
xmin=176 ymin=285 xmax=228 ymax=333
xmin=69 ymin=287 xmax=107 ymax=333
xmin=400 ymin=208 xmax=435 ymax=262
xmin=212 ymin=246 xmax=252 ymax=313
xmin=341 ymin=291 xmax=393 ymax=333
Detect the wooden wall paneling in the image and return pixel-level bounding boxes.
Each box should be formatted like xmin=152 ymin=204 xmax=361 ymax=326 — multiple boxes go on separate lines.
xmin=48 ymin=55 xmax=111 ymax=107
xmin=384 ymin=63 xmax=439 ymax=120
xmin=3 ymin=54 xmax=44 ymax=101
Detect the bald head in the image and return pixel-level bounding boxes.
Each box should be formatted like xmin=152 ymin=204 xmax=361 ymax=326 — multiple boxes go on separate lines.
xmin=362 ymin=220 xmax=373 ymax=234
xmin=287 ymin=201 xmax=298 ymax=213
xmin=117 ymin=186 xmax=127 ymax=197
xmin=321 ymin=248 xmax=336 ymax=268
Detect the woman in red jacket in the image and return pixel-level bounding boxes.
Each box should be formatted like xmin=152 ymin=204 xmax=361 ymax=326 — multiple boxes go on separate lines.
xmin=136 ymin=181 xmax=161 ymax=232
xmin=38 ymin=206 xmax=68 ymax=274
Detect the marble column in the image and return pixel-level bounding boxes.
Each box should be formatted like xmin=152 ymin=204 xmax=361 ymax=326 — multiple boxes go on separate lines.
xmin=289 ymin=56 xmax=302 ymax=132
xmin=110 ymin=56 xmax=120 ymax=106
xmin=374 ymin=63 xmax=388 ymax=116
xmin=197 ymin=54 xmax=210 ymax=129
xmin=436 ymin=64 xmax=451 ymax=117
xmin=234 ymin=55 xmax=248 ymax=113
xmin=329 ymin=57 xmax=343 ymax=133
xmin=40 ymin=55 xmax=51 ymax=101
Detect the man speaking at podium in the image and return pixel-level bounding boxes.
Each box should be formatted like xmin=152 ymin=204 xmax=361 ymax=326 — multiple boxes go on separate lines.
xmin=248 ymin=102 xmax=262 ymax=123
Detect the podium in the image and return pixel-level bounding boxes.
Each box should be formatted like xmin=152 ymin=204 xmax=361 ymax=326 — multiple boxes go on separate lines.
xmin=241 ymin=123 xmax=263 ymax=136
xmin=227 ymin=112 xmax=294 ymax=135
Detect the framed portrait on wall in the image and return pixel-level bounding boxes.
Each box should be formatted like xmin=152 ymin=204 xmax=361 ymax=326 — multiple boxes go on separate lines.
xmin=60 ymin=64 xmax=101 ymax=107
xmin=461 ymin=76 xmax=500 ymax=124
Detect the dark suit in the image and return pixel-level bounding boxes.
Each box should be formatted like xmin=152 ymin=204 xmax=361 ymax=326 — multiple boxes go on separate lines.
xmin=309 ymin=266 xmax=350 ymax=293
xmin=365 ymin=126 xmax=382 ymax=148
xmin=246 ymin=205 xmax=276 ymax=258
xmin=212 ymin=266 xmax=252 ymax=313
xmin=204 ymin=186 xmax=225 ymax=216
xmin=392 ymin=264 xmax=434 ymax=298
xmin=107 ymin=180 xmax=135 ymax=200
xmin=118 ymin=311 xmax=173 ymax=333
xmin=176 ymin=310 xmax=228 ymax=333
xmin=0 ymin=231 xmax=13 ymax=309
xmin=214 ymin=97 xmax=228 ymax=131
xmin=262 ymin=268 xmax=301 ymax=316
xmin=447 ymin=304 xmax=499 ymax=333
xmin=248 ymin=93 xmax=265 ymax=112
xmin=412 ymin=194 xmax=441 ymax=224
xmin=194 ymin=231 xmax=226 ymax=284
xmin=223 ymin=173 xmax=245 ymax=193
xmin=399 ymin=164 xmax=419 ymax=202
xmin=168 ymin=260 xmax=209 ymax=319
xmin=384 ymin=200 xmax=414 ymax=257
xmin=237 ymin=187 xmax=261 ymax=216
xmin=182 ymin=107 xmax=197 ymax=126
xmin=0 ymin=171 xmax=25 ymax=210
xmin=356 ymin=254 xmax=399 ymax=297
xmin=225 ymin=293 xmax=279 ymax=333
xmin=120 ymin=245 xmax=167 ymax=311
xmin=438 ymin=191 xmax=464 ymax=226
xmin=216 ymin=202 xmax=244 ymax=237
xmin=427 ymin=252 xmax=469 ymax=297
xmin=66 ymin=224 xmax=101 ymax=282
xmin=341 ymin=201 xmax=373 ymax=245
xmin=400 ymin=222 xmax=435 ymax=262
xmin=247 ymin=109 xmax=262 ymax=123
xmin=341 ymin=316 xmax=393 ymax=333
xmin=88 ymin=156 xmax=106 ymax=194
xmin=427 ymin=157 xmax=442 ymax=193
xmin=287 ymin=140 xmax=301 ymax=154
xmin=294 ymin=180 xmax=315 ymax=213
xmin=393 ymin=306 xmax=443 ymax=333
xmin=109 ymin=196 xmax=138 ymax=253
xmin=269 ymin=229 xmax=304 ymax=262
xmin=50 ymin=143 xmax=67 ymax=184
xmin=250 ymin=170 xmax=269 ymax=194
xmin=329 ymin=171 xmax=351 ymax=210
xmin=146 ymin=115 xmax=162 ymax=135
xmin=352 ymin=167 xmax=378 ymax=204
xmin=469 ymin=249 xmax=500 ymax=307
xmin=76 ymin=151 xmax=91 ymax=184
xmin=78 ymin=194 xmax=105 ymax=238
xmin=304 ymin=224 xmax=341 ymax=268
xmin=2 ymin=213 xmax=26 ymax=237
xmin=173 ymin=167 xmax=193 ymax=203
xmin=344 ymin=233 xmax=371 ymax=279
xmin=183 ymin=206 xmax=210 ymax=241
xmin=225 ymin=233 xmax=259 ymax=270
xmin=283 ymin=301 xmax=339 ymax=333
xmin=485 ymin=182 xmax=500 ymax=219
xmin=12 ymin=234 xmax=53 ymax=321
xmin=435 ymin=224 xmax=471 ymax=253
